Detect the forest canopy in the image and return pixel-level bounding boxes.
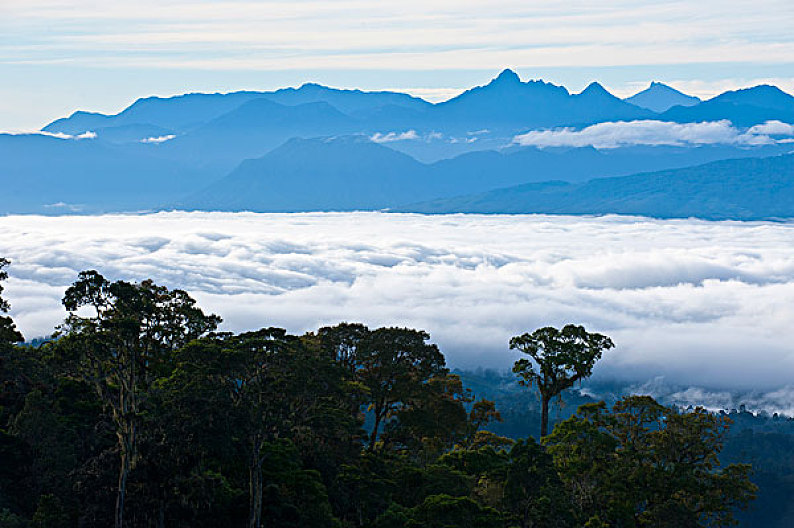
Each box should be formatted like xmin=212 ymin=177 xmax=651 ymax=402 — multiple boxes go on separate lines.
xmin=0 ymin=266 xmax=762 ymax=527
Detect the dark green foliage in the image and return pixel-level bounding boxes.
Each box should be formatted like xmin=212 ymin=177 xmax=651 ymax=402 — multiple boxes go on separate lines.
xmin=32 ymin=494 xmax=71 ymax=528
xmin=0 ymin=508 xmax=29 ymax=528
xmin=545 ymin=396 xmax=757 ymax=527
xmin=259 ymin=440 xmax=340 ymax=528
xmin=0 ymin=258 xmax=23 ymax=346
xmin=503 ymin=439 xmax=572 ymax=528
xmin=56 ymin=270 xmax=221 ymax=528
xmin=0 ymin=259 xmax=25 ymax=425
xmin=375 ymin=494 xmax=503 ymax=528
xmin=354 ymin=326 xmax=448 ymax=451
xmin=0 ymin=267 xmax=766 ymax=527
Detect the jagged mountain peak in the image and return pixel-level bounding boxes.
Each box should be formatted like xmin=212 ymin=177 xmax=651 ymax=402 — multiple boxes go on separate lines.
xmin=492 ymin=68 xmax=521 ymax=84
xmin=578 ymin=81 xmax=614 ymax=98
xmin=625 ymin=81 xmax=700 ymax=113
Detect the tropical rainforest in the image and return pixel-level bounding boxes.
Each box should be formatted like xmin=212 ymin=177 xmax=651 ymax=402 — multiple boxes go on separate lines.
xmin=1 ymin=259 xmax=788 ymax=527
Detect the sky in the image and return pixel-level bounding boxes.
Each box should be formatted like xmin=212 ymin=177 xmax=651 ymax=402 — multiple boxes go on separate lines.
xmin=1 ymin=0 xmax=793 ymax=131
xmin=2 ymin=212 xmax=793 ymax=396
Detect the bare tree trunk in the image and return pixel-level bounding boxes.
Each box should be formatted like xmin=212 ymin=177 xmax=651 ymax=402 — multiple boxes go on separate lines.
xmin=249 ymin=439 xmax=264 ymax=528
xmin=540 ymin=396 xmax=550 ymax=438
xmin=157 ymin=500 xmax=165 ymax=528
xmin=116 ymin=450 xmax=129 ymax=528
xmin=368 ymin=411 xmax=382 ymax=452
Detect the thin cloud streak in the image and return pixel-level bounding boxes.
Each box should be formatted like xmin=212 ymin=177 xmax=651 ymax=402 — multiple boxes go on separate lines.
xmin=0 ymin=130 xmax=97 ymax=140
xmin=3 ymin=1 xmax=792 ymax=70
xmin=513 ymin=120 xmax=793 ymax=149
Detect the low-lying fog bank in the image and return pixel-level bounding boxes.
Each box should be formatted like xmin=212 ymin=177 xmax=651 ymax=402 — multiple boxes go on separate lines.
xmin=1 ymin=211 xmax=792 ymax=408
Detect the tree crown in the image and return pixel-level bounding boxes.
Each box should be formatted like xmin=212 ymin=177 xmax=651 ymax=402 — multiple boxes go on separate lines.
xmin=510 ymin=324 xmax=614 ymax=394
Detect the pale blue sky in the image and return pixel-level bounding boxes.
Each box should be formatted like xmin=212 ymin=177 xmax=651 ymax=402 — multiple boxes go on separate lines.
xmin=2 ymin=0 xmax=793 ymax=131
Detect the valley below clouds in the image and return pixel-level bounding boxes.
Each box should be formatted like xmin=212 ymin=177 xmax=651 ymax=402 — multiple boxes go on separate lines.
xmin=1 ymin=211 xmax=793 ymax=411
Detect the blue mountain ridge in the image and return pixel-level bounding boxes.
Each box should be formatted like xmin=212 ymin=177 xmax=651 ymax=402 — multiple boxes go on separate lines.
xmin=2 ymin=69 xmax=792 ymax=217
xmin=176 ymin=135 xmax=790 ymax=216
xmin=660 ymin=85 xmax=794 ymax=126
xmin=399 ymin=153 xmax=794 ymax=220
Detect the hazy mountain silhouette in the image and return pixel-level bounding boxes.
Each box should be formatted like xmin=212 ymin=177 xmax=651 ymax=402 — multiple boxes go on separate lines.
xmin=176 ymin=134 xmax=788 ymax=213
xmin=43 ymin=92 xmax=264 ymax=135
xmin=0 ymin=133 xmax=216 ymax=214
xmin=42 ymin=72 xmax=794 ymax=143
xmin=159 ymin=99 xmax=361 ymax=171
xmin=91 ymin=124 xmax=176 ymax=144
xmin=710 ymin=85 xmax=794 ymax=112
xmin=624 ymin=82 xmax=701 ymax=113
xmin=432 ymin=143 xmax=787 ymax=186
xmin=43 ymin=85 xmax=429 ymax=137
xmin=180 ymin=136 xmax=433 ymax=211
xmin=433 ymin=70 xmax=653 ymax=130
xmin=6 ymin=70 xmax=794 ymax=216
xmin=402 ymin=154 xmax=794 ymax=220
xmin=260 ymin=83 xmax=431 ymax=115
xmin=661 ymin=85 xmax=794 ymax=126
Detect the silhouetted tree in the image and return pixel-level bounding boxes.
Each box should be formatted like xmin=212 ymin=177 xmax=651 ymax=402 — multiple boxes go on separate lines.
xmin=0 ymin=258 xmax=23 ymax=348
xmin=510 ymin=325 xmax=614 ymax=437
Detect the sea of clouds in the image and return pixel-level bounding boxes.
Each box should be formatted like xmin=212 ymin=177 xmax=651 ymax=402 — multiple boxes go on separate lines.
xmin=1 ymin=212 xmax=793 ymax=410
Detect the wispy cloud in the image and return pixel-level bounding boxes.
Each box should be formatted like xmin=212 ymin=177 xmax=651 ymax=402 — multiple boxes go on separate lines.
xmin=609 ymin=377 xmax=794 ymax=417
xmin=1 ymin=212 xmax=793 ymax=395
xmin=42 ymin=202 xmax=83 ymax=212
xmin=0 ymin=130 xmax=97 ymax=140
xmin=513 ymin=120 xmax=793 ymax=149
xmin=370 ymin=130 xmax=419 ymax=143
xmin=140 ymin=134 xmax=176 ymax=144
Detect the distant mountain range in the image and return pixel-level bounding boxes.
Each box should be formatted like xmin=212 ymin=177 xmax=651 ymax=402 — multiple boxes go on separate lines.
xmin=41 ymin=70 xmax=794 ymax=141
xmin=178 ymin=136 xmax=790 ymax=214
xmin=2 ymin=69 xmax=793 ymax=218
xmin=402 ymin=154 xmax=794 ymax=220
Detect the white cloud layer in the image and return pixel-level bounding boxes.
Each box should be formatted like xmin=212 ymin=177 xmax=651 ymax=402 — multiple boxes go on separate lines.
xmin=747 ymin=120 xmax=794 ymax=136
xmin=1 ymin=212 xmax=793 ymax=399
xmin=513 ymin=120 xmax=794 ymax=149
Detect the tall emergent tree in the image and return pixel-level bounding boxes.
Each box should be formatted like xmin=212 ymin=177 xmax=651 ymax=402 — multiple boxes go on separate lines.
xmin=56 ymin=270 xmax=220 ymax=528
xmin=356 ymin=327 xmax=448 ymax=451
xmin=0 ymin=258 xmax=25 ymax=432
xmin=222 ymin=328 xmax=333 ymax=528
xmin=510 ymin=325 xmax=614 ymax=438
